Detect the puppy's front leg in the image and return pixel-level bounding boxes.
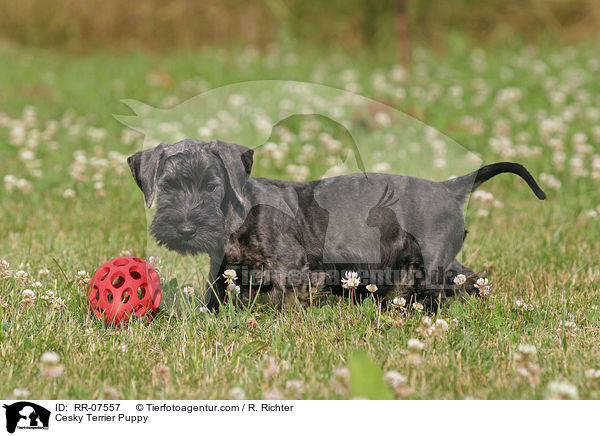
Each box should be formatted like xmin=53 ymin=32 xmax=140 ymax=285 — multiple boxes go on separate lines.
xmin=267 ymin=237 xmax=310 ymax=310
xmin=206 ymin=256 xmax=226 ymax=310
xmin=446 ymin=259 xmax=483 ymax=297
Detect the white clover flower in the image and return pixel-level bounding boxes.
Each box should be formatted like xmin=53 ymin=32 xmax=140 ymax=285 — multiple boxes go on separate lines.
xmin=572 ymin=132 xmax=587 ymax=144
xmin=62 ymin=188 xmax=75 ymax=198
xmin=453 ymin=274 xmax=466 ymax=285
xmin=19 ymin=149 xmax=35 ymax=162
xmin=285 ymin=164 xmax=310 ymax=181
xmin=333 ymin=367 xmax=350 ymax=382
xmin=228 ymin=93 xmax=245 ymax=108
xmin=539 ymin=173 xmax=562 ymax=190
xmin=435 ymin=318 xmax=449 ymax=332
xmin=4 ymin=174 xmax=18 ymax=192
xmin=228 ymin=387 xmax=246 ymax=400
xmin=421 ymin=316 xmax=433 ymax=327
xmin=561 ymin=320 xmax=577 ymax=329
xmin=546 ymin=380 xmax=578 ymax=400
xmin=517 ymin=343 xmax=537 ymax=356
xmin=262 ymin=142 xmax=279 ymax=159
xmin=341 ymin=271 xmax=360 ymax=289
xmin=223 ymin=269 xmax=237 ymax=283
xmin=12 ymin=388 xmax=30 ymax=399
xmin=22 ymin=289 xmax=36 ymax=300
xmin=586 ymin=209 xmax=599 ymax=218
xmin=51 ymin=297 xmax=65 ymax=311
xmin=226 ymin=284 xmax=240 ymax=297
xmin=390 ymin=64 xmax=407 ymax=82
xmin=407 ymin=338 xmax=425 ymax=351
xmin=16 ymin=178 xmax=33 ymax=194
xmin=384 ymin=371 xmax=407 ymax=388
xmin=1 ymin=271 xmax=11 ymax=280
xmin=263 ymin=389 xmax=284 ymax=400
xmin=300 ymin=144 xmax=316 ymax=162
xmin=556 ymin=320 xmax=577 ymax=338
xmin=37 ymin=268 xmax=50 ymax=277
xmin=14 ymin=270 xmax=28 ymax=282
xmin=366 ymin=284 xmax=378 ymax=293
xmin=119 ymin=250 xmax=132 ymax=256
xmin=148 ymin=256 xmax=161 ymax=270
xmin=20 ymin=299 xmax=34 ymax=308
xmin=86 ymin=126 xmax=107 ymax=143
xmin=392 ymin=296 xmax=406 ymax=308
xmin=515 ymin=300 xmax=534 ymax=312
xmin=75 ymin=270 xmax=90 ymax=286
xmin=585 ymin=369 xmax=600 ymax=379
xmin=372 ymin=162 xmax=391 ymax=173
xmin=182 ymin=286 xmax=195 ymax=297
xmin=472 ymin=190 xmax=494 ymax=202
xmin=40 ymin=290 xmax=54 ymax=301
xmin=474 ymin=277 xmax=489 ymax=288
xmin=412 ymin=302 xmax=424 ymax=312
xmin=475 ymin=277 xmax=492 ymax=297
xmin=285 ymin=379 xmax=304 ymax=395
xmin=262 ymin=355 xmax=278 ymax=379
xmin=417 ymin=323 xmax=434 ymax=338
xmin=373 ymin=111 xmax=392 ymax=127
xmin=40 ymin=351 xmax=60 ymax=365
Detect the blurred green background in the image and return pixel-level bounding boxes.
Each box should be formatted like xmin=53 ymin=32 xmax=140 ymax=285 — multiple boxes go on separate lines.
xmin=1 ymin=0 xmax=600 ymax=401
xmin=1 ymin=0 xmax=599 ymax=52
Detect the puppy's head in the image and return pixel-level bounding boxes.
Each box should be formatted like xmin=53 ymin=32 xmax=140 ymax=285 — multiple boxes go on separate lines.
xmin=127 ymin=139 xmax=254 ymax=255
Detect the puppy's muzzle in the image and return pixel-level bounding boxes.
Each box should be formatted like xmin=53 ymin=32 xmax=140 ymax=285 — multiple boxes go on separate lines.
xmin=177 ymin=225 xmax=197 ymax=240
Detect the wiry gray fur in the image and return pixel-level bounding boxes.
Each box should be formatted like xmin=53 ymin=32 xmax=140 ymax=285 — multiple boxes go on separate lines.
xmin=128 ymin=139 xmax=546 ymax=310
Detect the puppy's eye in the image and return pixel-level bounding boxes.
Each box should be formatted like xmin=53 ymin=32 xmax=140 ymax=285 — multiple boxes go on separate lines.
xmin=206 ymin=183 xmax=217 ymax=192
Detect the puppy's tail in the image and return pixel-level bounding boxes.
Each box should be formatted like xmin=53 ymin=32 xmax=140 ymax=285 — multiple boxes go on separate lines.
xmin=443 ymin=162 xmax=546 ymax=203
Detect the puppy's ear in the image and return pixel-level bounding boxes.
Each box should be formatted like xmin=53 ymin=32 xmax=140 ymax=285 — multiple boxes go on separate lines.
xmin=127 ymin=142 xmax=169 ymax=207
xmin=210 ymin=139 xmax=254 ymax=204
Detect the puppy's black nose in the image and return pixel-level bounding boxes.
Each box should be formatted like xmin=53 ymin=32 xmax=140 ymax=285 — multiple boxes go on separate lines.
xmin=177 ymin=225 xmax=197 ymax=239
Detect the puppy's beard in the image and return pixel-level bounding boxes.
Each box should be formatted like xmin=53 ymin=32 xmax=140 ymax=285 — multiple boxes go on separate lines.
xmin=150 ymin=216 xmax=226 ymax=256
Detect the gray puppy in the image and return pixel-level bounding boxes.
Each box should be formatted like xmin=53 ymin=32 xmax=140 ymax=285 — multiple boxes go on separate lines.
xmin=128 ymin=139 xmax=545 ymax=309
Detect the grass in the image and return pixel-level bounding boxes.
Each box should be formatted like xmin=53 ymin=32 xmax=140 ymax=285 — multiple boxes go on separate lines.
xmin=1 ymin=40 xmax=600 ymax=400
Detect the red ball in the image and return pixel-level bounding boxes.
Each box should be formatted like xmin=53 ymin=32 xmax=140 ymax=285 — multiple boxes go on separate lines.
xmin=87 ymin=257 xmax=161 ymax=325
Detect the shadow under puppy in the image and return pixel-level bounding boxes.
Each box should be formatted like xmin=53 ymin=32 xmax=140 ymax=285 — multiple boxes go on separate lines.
xmin=128 ymin=139 xmax=546 ymax=310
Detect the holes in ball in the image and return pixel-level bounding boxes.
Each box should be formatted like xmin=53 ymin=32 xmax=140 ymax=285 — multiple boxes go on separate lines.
xmin=137 ymin=286 xmax=146 ymax=299
xmin=134 ymin=304 xmax=147 ymax=317
xmin=90 ymin=285 xmax=100 ymax=303
xmin=148 ymin=269 xmax=158 ymax=282
xmin=132 ymin=257 xmax=144 ymax=263
xmin=129 ymin=267 xmax=142 ymax=280
xmin=121 ymin=289 xmax=131 ymax=304
xmin=99 ymin=267 xmax=110 ymax=282
xmin=111 ymin=274 xmax=125 ymax=288
xmin=105 ymin=290 xmax=113 ymax=303
xmin=113 ymin=258 xmax=128 ymax=267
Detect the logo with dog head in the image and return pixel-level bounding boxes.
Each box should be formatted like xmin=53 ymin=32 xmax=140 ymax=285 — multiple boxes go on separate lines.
xmin=2 ymin=402 xmax=50 ymax=433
